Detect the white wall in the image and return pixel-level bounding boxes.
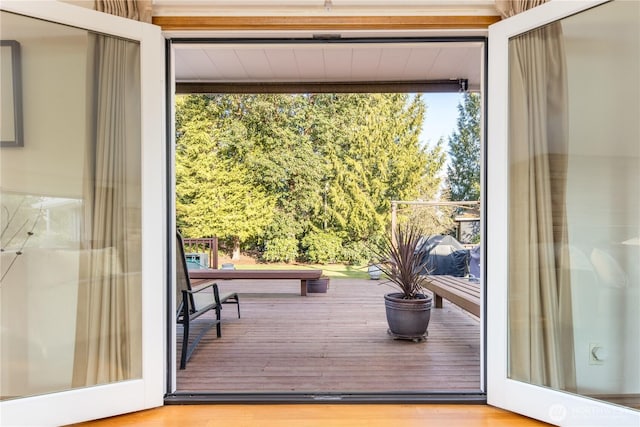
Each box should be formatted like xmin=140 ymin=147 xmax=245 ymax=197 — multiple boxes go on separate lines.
xmin=563 ymin=0 xmax=639 ymax=394
xmin=0 ymin=12 xmax=88 ymax=198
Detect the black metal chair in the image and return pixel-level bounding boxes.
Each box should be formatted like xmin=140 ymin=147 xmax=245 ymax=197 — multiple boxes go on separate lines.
xmin=176 ymin=231 xmax=240 ymax=369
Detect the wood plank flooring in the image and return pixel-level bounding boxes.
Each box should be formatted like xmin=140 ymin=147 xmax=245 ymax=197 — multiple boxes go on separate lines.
xmin=177 ymin=278 xmax=480 ymax=393
xmin=73 ymin=404 xmax=551 ymax=426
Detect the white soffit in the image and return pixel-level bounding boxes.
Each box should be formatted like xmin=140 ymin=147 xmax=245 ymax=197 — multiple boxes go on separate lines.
xmin=173 ymin=41 xmax=484 ymax=90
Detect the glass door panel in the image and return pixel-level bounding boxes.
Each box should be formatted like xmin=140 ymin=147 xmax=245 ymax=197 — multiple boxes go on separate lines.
xmin=488 ymin=0 xmax=639 ymax=425
xmin=1 ymin=10 xmax=143 ymax=400
xmin=0 ymin=2 xmax=164 ymax=425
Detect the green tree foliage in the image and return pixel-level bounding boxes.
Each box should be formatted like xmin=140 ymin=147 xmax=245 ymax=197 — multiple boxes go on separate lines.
xmin=447 ymin=93 xmax=481 ymax=201
xmin=175 ymin=95 xmax=275 ymax=259
xmin=310 ymin=94 xmax=433 ymax=242
xmin=175 ymin=93 xmax=447 ymax=263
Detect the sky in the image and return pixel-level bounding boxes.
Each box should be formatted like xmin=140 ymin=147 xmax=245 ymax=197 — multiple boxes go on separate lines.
xmin=419 ymin=92 xmax=464 ymax=148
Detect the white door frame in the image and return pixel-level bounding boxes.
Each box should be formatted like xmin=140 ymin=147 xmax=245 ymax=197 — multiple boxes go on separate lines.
xmin=0 ymin=2 xmax=166 ymax=425
xmin=486 ymin=0 xmax=639 ymax=425
xmin=165 ymin=35 xmax=488 ymax=398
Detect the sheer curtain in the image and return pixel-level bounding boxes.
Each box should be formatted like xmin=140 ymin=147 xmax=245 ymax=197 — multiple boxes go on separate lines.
xmin=72 ymin=34 xmax=142 ymax=387
xmin=500 ymin=1 xmax=577 ymax=391
xmin=95 ymin=0 xmax=152 ymax=23
xmin=495 ymin=0 xmax=548 ymax=17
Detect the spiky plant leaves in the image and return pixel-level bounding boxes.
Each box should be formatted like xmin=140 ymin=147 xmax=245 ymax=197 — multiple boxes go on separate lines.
xmin=372 ymin=224 xmax=433 ymax=299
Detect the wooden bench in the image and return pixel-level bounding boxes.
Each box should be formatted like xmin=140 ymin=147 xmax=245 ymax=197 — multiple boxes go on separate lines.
xmin=423 ymin=275 xmax=481 ymax=317
xmin=189 ymin=269 xmax=323 ymax=296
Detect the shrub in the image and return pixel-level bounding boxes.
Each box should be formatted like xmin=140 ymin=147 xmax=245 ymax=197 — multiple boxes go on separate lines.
xmin=262 ymin=237 xmax=299 ymax=262
xmin=341 ymin=240 xmax=373 ymax=265
xmin=302 ymin=231 xmax=343 ymax=264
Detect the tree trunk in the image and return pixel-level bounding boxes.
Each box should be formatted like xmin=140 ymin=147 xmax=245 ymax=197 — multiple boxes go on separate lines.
xmin=232 ymin=236 xmax=240 ymax=260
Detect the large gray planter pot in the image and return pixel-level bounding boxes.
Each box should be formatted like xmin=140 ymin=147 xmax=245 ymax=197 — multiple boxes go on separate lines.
xmin=384 ymin=292 xmax=432 ymax=342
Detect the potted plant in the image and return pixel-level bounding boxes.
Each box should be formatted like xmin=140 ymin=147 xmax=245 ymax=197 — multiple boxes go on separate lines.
xmin=372 ymin=223 xmax=433 ymax=342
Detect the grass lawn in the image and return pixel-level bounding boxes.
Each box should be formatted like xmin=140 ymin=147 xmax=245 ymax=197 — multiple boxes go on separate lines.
xmin=232 ymin=262 xmax=371 ymax=280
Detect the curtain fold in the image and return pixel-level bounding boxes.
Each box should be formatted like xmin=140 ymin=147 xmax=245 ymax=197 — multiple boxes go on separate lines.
xmin=95 ymin=0 xmax=152 ymax=23
xmin=496 ymin=0 xmax=548 ymax=18
xmin=507 ymin=19 xmax=576 ymax=390
xmin=72 ymin=34 xmax=142 ymax=387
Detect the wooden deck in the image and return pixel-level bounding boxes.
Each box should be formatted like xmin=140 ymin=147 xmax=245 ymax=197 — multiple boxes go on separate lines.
xmin=176 ymin=278 xmax=480 ymax=393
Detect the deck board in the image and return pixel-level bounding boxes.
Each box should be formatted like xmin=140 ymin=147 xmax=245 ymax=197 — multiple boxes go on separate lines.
xmin=424 ymin=275 xmax=481 ymax=317
xmin=177 ymin=278 xmax=480 ymax=393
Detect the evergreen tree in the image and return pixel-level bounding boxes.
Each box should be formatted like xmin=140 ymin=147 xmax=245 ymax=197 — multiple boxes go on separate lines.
xmin=311 ymin=93 xmax=434 ymax=243
xmin=446 ymin=93 xmax=481 ymax=201
xmin=175 ymin=95 xmax=275 ymax=260
xmin=220 ymin=94 xmax=326 ymax=261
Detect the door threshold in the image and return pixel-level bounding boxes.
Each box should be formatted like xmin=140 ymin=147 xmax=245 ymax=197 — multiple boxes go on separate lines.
xmin=165 ymin=391 xmax=487 ymax=404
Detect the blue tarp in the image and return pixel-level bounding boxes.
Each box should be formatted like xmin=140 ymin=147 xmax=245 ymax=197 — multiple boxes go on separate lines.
xmin=469 ymin=244 xmax=481 ymax=279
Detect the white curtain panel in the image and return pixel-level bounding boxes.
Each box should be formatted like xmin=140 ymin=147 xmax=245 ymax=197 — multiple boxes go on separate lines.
xmin=72 ymin=34 xmax=142 ymax=387
xmin=505 ymin=8 xmax=577 ymax=391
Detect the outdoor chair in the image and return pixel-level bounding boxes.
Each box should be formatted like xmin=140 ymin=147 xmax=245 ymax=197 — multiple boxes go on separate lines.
xmin=176 ymin=231 xmax=240 ymax=369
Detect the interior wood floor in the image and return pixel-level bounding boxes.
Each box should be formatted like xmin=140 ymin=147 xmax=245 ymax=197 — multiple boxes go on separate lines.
xmin=176 ymin=278 xmax=481 ymax=393
xmin=72 ymin=404 xmax=551 ymax=426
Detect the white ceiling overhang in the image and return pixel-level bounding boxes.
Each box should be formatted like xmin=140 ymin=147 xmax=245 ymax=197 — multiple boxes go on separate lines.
xmin=173 ymin=40 xmax=484 ymax=91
